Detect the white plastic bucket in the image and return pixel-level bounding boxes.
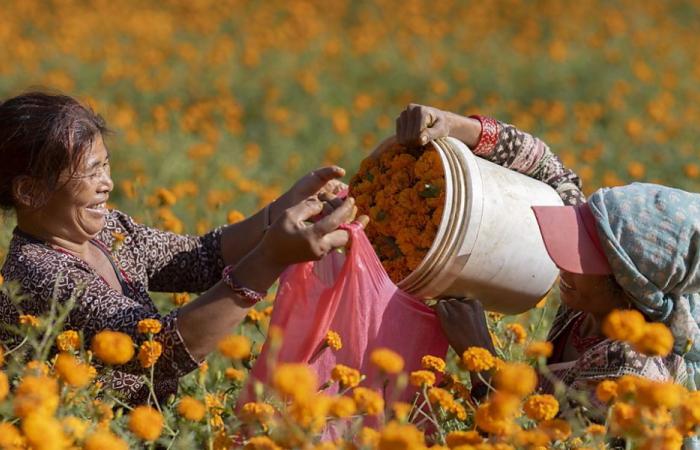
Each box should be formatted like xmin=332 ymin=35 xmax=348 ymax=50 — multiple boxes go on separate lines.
xmin=369 ymin=136 xmax=563 ymax=314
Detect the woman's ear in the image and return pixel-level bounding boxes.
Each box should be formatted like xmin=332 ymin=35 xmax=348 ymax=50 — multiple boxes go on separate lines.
xmin=12 ymin=176 xmax=45 ymax=208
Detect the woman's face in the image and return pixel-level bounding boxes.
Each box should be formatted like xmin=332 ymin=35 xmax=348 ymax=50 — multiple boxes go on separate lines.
xmin=36 ymin=134 xmax=113 ymax=242
xmin=559 ymin=271 xmax=627 ymax=318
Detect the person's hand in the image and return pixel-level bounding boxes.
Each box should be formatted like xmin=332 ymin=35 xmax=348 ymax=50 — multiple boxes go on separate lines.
xmin=396 ymin=103 xmax=483 ymax=148
xmin=274 ymin=166 xmax=350 ymax=221
xmin=258 ymin=195 xmax=367 ymax=268
xmin=435 ymin=298 xmax=495 ymax=357
xmin=396 ymin=103 xmax=452 ymax=147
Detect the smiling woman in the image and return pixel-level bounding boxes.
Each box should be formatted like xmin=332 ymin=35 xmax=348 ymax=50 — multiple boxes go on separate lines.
xmin=0 ymin=92 xmax=366 ymax=404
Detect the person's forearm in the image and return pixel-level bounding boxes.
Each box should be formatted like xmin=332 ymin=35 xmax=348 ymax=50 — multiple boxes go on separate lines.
xmin=219 ymin=200 xmax=282 ymax=266
xmin=176 ymin=248 xmax=285 ymax=361
xmin=446 ymin=113 xmax=482 ymax=148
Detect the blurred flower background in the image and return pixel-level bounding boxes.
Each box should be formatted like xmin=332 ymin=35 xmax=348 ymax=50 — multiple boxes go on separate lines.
xmin=1 ymin=1 xmax=700 ymax=448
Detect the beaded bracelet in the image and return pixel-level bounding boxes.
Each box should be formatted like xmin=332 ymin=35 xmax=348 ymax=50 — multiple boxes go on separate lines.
xmin=221 ymin=265 xmax=267 ymax=306
xmin=468 ymin=115 xmax=499 ymax=156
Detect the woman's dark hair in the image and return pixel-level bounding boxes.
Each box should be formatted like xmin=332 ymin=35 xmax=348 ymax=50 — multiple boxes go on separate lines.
xmin=0 ymin=92 xmax=109 ymax=209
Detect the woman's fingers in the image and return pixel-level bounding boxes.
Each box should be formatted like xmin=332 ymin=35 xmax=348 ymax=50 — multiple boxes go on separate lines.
xmin=313 ymin=198 xmax=355 ymax=236
xmin=286 ymin=196 xmax=325 ymax=224
xmin=321 ymin=229 xmax=350 ymax=249
xmin=295 ymin=166 xmax=346 ymax=199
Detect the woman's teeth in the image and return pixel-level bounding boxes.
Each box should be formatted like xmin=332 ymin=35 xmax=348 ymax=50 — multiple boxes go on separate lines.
xmin=87 ymin=202 xmax=106 ymax=210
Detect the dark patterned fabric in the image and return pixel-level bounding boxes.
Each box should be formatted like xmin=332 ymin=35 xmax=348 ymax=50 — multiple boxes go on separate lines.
xmin=473 ymin=119 xmax=687 ymax=412
xmin=0 ymin=210 xmax=225 ymax=404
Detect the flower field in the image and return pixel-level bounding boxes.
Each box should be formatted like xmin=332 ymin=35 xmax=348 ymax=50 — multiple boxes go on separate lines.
xmin=1 ymin=1 xmax=700 ymax=448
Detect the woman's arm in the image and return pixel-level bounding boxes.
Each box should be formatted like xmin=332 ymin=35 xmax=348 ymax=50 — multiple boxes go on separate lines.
xmin=396 ymin=104 xmax=585 ymax=207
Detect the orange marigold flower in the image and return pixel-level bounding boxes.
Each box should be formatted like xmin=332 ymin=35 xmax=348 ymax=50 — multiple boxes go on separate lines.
xmin=427 ymin=387 xmax=455 ymax=411
xmin=523 ymin=394 xmax=559 ymax=421
xmin=325 ymin=330 xmax=342 ymax=351
xmin=601 ymin=309 xmax=646 ymax=343
xmin=421 ymin=355 xmax=446 ymax=373
xmin=525 ymin=341 xmax=553 ymax=358
xmin=409 ymin=370 xmax=436 ymax=387
xmin=273 ymin=363 xmax=317 ymax=401
xmin=505 ymin=323 xmax=527 ymax=344
xmin=13 ymin=375 xmax=59 ymax=418
xmin=0 ymin=372 xmax=8 ymax=401
xmin=138 ymin=341 xmax=163 ymax=368
xmin=240 ymin=402 xmax=275 ymax=424
xmin=475 ymin=402 xmax=515 ymax=436
xmin=56 ymin=330 xmax=81 ymax=352
xmin=538 ymin=418 xmax=572 ymax=441
xmin=353 ymin=387 xmax=384 ymax=416
xmin=136 ymin=318 xmax=162 ymax=335
xmin=609 ymin=402 xmax=639 ymax=436
xmin=22 ymin=413 xmax=66 ymax=450
xmin=637 ymin=380 xmax=684 ymax=410
xmin=377 ymin=421 xmax=425 ymax=449
xmin=217 ymin=334 xmax=251 ymax=360
xmin=19 ymin=314 xmax=40 ymax=328
xmin=391 ymin=401 xmax=412 ymax=421
xmin=370 ymin=347 xmax=404 ymax=374
xmin=0 ymin=422 xmax=23 ymax=449
xmin=84 ymin=429 xmax=129 ymax=450
xmin=245 ymin=436 xmax=282 ymax=450
xmin=639 ymin=428 xmax=683 ymax=450
xmin=91 ymin=330 xmax=134 ymax=365
xmin=493 ymin=362 xmax=537 ymax=397
xmin=177 ymin=396 xmax=206 ymax=422
xmin=595 ymin=379 xmax=618 ymax=403
xmin=329 ymin=396 xmax=357 ymax=418
xmin=358 ymin=427 xmax=380 ymax=447
xmin=54 ymin=352 xmax=94 ymax=388
xmin=461 ymin=347 xmax=496 ymax=372
xmin=446 ymin=430 xmax=483 ymax=447
xmin=172 ymin=292 xmax=190 ymax=306
xmin=129 ymin=405 xmax=163 ymax=441
xmin=633 ymin=322 xmax=674 ymax=357
xmin=225 ymin=367 xmax=246 ymax=382
xmin=331 ymin=364 xmax=361 ymax=389
xmin=587 ymin=424 xmax=607 ymax=435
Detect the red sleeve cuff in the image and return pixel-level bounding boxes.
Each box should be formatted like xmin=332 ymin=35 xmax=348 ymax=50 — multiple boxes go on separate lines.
xmin=468 ymin=115 xmax=500 ymax=156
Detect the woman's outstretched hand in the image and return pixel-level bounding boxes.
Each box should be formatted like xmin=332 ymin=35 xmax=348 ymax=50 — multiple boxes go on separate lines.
xmin=396 ymin=103 xmax=482 ymax=149
xmin=260 ymin=195 xmax=364 ymax=267
xmin=435 ymin=298 xmax=496 ymax=357
xmin=276 ymin=166 xmax=349 ymax=217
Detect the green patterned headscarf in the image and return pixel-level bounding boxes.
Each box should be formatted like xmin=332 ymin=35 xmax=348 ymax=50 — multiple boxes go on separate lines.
xmin=588 ymin=183 xmax=700 ymax=388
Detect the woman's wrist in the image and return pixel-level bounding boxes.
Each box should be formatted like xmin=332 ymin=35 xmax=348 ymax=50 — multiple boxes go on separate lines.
xmin=229 ymin=244 xmax=286 ymax=294
xmin=445 ymin=112 xmax=482 ymax=148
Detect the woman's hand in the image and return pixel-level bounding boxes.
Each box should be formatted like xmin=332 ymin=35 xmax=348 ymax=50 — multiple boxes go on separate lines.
xmin=396 ymin=103 xmax=482 ymax=148
xmin=261 ymin=195 xmax=364 ymax=267
xmin=435 ymin=298 xmax=496 ymax=357
xmin=273 ymin=166 xmax=349 ymax=221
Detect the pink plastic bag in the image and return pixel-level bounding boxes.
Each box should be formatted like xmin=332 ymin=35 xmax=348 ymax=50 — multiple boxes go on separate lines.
xmin=250 ymin=222 xmax=449 ymax=400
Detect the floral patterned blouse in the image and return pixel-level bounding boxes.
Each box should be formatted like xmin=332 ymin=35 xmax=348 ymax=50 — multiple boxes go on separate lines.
xmin=0 ymin=210 xmax=225 ymax=404
xmin=470 ymin=115 xmax=688 ymax=415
